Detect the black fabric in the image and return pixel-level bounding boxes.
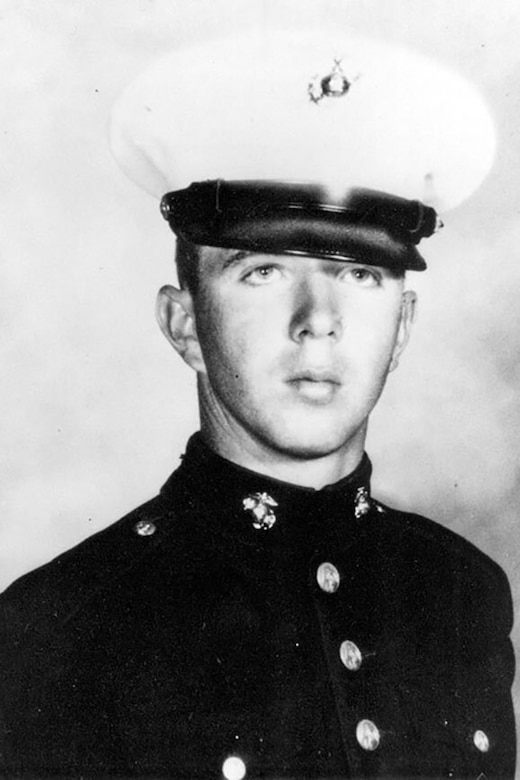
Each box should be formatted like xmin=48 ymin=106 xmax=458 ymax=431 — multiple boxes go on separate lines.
xmin=160 ymin=181 xmax=437 ymax=271
xmin=0 ymin=434 xmax=515 ymax=778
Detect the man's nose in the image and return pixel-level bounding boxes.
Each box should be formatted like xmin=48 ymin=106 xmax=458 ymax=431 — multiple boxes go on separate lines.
xmin=289 ymin=277 xmax=343 ymax=342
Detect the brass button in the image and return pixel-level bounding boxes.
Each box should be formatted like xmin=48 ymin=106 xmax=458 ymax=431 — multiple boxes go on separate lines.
xmin=222 ymin=755 xmax=247 ymax=780
xmin=134 ymin=519 xmax=156 ymax=537
xmin=339 ymin=639 xmax=363 ymax=671
xmin=473 ymin=730 xmax=490 ymax=753
xmin=356 ymin=719 xmax=380 ymax=751
xmin=316 ymin=562 xmax=340 ymax=593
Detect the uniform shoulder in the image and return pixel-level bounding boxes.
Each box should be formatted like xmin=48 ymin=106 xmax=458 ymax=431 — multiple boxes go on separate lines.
xmin=0 ymin=492 xmax=176 ymax=639
xmin=378 ymin=498 xmax=504 ymax=573
xmin=375 ymin=499 xmax=513 ymax=632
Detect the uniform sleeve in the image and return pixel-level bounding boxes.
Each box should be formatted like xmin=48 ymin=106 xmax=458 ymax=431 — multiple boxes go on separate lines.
xmin=0 ymin=592 xmax=27 ymax=775
xmin=417 ymin=555 xmax=517 ymax=779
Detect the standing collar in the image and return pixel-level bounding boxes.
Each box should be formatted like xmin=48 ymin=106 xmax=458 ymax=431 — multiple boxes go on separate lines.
xmin=160 ymin=434 xmax=375 ymax=540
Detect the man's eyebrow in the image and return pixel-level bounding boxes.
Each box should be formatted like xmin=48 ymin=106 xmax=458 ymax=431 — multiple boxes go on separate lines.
xmin=221 ymin=250 xmax=255 ymax=271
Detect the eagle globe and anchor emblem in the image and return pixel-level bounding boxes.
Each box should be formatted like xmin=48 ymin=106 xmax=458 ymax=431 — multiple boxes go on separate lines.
xmin=308 ymin=58 xmax=357 ymax=104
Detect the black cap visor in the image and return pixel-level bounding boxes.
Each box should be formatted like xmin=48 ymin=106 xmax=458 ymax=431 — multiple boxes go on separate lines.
xmin=161 ymin=180 xmax=438 ymax=272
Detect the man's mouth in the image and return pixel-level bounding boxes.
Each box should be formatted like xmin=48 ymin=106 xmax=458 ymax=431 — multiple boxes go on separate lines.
xmin=287 ymin=371 xmax=341 ymax=403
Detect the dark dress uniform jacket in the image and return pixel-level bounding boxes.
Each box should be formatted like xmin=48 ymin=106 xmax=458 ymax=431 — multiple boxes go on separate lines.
xmin=0 ymin=435 xmax=515 ymax=778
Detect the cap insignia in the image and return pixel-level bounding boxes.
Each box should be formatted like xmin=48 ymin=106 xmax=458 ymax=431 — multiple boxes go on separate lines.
xmin=242 ymin=492 xmax=278 ymax=530
xmin=308 ymin=59 xmax=352 ymax=104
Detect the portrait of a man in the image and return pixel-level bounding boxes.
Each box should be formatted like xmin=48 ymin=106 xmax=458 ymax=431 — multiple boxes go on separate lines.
xmin=0 ymin=2 xmax=518 ymax=778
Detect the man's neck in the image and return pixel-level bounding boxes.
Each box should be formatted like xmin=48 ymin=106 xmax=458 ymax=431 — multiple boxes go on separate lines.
xmin=199 ymin=422 xmax=367 ymax=490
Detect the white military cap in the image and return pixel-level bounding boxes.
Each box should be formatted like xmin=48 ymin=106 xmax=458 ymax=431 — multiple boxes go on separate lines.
xmin=110 ymin=29 xmax=495 ymax=271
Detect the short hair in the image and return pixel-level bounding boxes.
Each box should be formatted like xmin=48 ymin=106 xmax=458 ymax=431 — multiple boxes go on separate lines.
xmin=175 ymin=237 xmax=202 ymax=294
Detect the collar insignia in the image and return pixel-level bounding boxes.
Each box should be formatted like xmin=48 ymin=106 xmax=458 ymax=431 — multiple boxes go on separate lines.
xmin=243 ymin=492 xmax=278 ymax=530
xmin=354 ymin=486 xmax=371 ymax=520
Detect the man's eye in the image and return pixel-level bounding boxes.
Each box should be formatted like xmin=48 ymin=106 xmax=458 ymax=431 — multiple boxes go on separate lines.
xmin=343 ymin=267 xmax=381 ymax=287
xmin=243 ymin=266 xmax=282 ymax=285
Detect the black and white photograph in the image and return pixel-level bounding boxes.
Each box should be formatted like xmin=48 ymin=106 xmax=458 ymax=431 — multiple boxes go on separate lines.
xmin=1 ymin=1 xmax=519 ymax=777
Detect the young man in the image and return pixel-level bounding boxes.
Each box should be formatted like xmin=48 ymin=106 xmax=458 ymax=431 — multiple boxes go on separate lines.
xmin=0 ymin=31 xmax=515 ymax=779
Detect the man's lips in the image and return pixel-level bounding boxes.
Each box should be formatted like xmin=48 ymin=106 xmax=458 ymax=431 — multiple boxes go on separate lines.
xmin=287 ymin=371 xmax=341 ymax=403
xmin=288 ymin=369 xmax=341 ymax=384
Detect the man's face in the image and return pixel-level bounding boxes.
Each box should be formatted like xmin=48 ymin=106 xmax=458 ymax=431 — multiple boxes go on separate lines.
xmin=173 ymin=249 xmax=415 ymax=463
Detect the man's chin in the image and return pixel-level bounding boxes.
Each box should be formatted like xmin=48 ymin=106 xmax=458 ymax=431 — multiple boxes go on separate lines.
xmin=262 ymin=428 xmax=358 ymax=462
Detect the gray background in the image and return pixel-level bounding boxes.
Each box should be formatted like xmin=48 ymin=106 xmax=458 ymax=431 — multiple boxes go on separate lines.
xmin=2 ymin=0 xmax=520 ymax=753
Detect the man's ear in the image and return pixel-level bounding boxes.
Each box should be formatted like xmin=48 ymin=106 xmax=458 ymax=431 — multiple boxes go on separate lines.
xmin=156 ymin=285 xmax=206 ymax=373
xmin=389 ymin=289 xmax=417 ymax=372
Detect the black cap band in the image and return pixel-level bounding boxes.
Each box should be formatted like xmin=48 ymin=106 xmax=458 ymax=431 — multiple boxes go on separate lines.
xmin=160 ymin=180 xmax=439 ymax=271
